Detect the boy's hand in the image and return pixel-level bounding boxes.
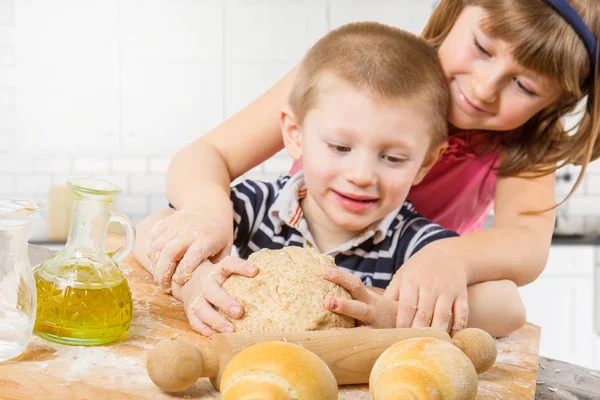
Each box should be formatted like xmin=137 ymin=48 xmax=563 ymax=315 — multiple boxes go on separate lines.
xmin=322 ymin=267 xmax=397 ymax=329
xmin=145 ymin=208 xmax=233 ymax=291
xmin=178 ymin=256 xmax=258 ymax=337
xmin=383 ymin=245 xmax=469 ymax=336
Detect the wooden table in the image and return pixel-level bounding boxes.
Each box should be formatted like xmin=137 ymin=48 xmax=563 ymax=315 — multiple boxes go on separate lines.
xmin=1 ymin=245 xmax=599 ymax=399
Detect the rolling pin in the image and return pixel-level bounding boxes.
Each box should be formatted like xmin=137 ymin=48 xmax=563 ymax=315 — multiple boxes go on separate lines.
xmin=146 ymin=327 xmax=496 ymax=392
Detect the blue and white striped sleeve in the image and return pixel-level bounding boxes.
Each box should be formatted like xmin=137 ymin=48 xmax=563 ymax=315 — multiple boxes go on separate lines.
xmin=230 ymin=178 xmax=280 ymax=250
xmin=396 ymin=209 xmax=459 ymax=264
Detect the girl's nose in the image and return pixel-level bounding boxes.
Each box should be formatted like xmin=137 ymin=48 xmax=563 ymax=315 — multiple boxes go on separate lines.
xmin=470 ymin=64 xmax=500 ymax=104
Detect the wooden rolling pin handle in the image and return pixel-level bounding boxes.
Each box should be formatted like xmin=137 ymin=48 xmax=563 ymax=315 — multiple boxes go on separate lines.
xmin=451 ymin=328 xmax=497 ymax=374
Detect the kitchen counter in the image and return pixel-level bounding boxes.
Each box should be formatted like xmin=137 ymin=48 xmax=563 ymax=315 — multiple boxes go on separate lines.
xmin=551 ymin=234 xmax=600 ymax=246
xmin=536 ymin=357 xmax=600 ymax=399
xmin=2 ymin=244 xmax=597 ymax=399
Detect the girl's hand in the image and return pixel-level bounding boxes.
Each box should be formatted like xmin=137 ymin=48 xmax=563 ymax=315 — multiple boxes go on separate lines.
xmin=145 ymin=208 xmax=233 ymax=291
xmin=178 ymin=256 xmax=258 ymax=337
xmin=383 ymin=244 xmax=469 ymax=336
xmin=322 ymin=267 xmax=397 ymax=329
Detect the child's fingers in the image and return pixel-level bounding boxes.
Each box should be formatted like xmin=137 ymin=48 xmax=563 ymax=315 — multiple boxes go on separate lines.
xmin=172 ymin=239 xmax=216 ymax=285
xmin=144 ymin=219 xmax=169 ymax=260
xmin=395 ymin=282 xmax=418 ymax=328
xmin=209 ymin=240 xmax=233 ymax=264
xmin=202 ymin=275 xmax=244 ymax=319
xmin=412 ymin=292 xmax=435 ymax=328
xmin=150 ymin=228 xmax=179 ymax=254
xmin=324 ymin=296 xmax=371 ymax=322
xmin=188 ymin=318 xmax=217 ymax=337
xmin=450 ymin=296 xmax=469 ymax=337
xmin=185 ymin=303 xmax=218 ymax=337
xmin=323 ymin=268 xmax=369 ymax=302
xmin=190 ymin=296 xmax=235 ymax=333
xmin=216 ymin=256 xmax=259 ymax=282
xmin=431 ymin=295 xmax=455 ymax=332
xmin=153 ymin=237 xmax=188 ymax=290
xmin=382 ymin=274 xmax=401 ymax=300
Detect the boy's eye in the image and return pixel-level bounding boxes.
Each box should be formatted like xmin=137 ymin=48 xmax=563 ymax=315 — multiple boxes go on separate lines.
xmin=382 ymin=154 xmax=406 ymax=164
xmin=473 ymin=38 xmax=491 ymax=57
xmin=514 ymin=78 xmax=536 ymax=96
xmin=327 ymin=143 xmax=351 ymax=153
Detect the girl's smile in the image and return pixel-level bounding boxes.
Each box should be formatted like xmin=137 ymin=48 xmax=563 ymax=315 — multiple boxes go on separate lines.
xmin=454 ymin=81 xmax=488 ymax=115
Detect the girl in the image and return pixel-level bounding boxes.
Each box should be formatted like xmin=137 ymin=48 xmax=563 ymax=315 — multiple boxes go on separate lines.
xmin=134 ymin=0 xmax=600 ymax=336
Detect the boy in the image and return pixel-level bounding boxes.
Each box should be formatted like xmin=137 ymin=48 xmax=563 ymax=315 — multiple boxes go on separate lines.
xmin=232 ymin=21 xmax=453 ymax=288
xmin=134 ymin=22 xmax=525 ymax=337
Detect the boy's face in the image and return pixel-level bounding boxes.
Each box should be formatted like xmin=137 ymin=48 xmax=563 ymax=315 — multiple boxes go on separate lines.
xmin=283 ymin=74 xmax=444 ymax=234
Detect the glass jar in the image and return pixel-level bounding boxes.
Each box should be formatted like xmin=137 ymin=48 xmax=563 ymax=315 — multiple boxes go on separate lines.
xmin=0 ymin=198 xmax=41 ymax=361
xmin=33 ymin=178 xmax=135 ymax=346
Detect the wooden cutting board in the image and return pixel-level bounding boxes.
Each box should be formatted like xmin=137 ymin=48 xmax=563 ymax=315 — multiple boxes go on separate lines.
xmin=0 ymin=248 xmax=542 ymax=399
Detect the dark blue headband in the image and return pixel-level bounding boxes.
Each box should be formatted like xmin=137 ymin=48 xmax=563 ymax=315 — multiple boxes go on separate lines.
xmin=546 ymin=0 xmax=598 ymax=73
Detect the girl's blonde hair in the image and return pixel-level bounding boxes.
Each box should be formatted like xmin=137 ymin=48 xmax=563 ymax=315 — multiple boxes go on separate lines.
xmin=424 ymin=0 xmax=600 ymax=202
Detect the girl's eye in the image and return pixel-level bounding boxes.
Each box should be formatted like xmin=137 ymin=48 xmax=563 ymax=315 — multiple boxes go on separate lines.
xmin=382 ymin=154 xmax=406 ymax=164
xmin=473 ymin=38 xmax=491 ymax=57
xmin=514 ymin=78 xmax=536 ymax=96
xmin=328 ymin=143 xmax=351 ymax=153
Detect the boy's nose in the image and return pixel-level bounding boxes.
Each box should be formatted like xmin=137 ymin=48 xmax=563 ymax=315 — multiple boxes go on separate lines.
xmin=344 ymin=158 xmax=377 ymax=187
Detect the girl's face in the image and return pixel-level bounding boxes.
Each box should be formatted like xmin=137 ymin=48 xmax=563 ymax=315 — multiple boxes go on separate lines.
xmin=438 ymin=6 xmax=562 ymax=132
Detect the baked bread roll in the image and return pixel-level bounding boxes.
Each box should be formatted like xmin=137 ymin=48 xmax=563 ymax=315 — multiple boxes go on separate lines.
xmin=221 ymin=247 xmax=355 ymax=332
xmin=220 ymin=341 xmax=338 ymax=400
xmin=370 ymin=337 xmax=478 ymax=400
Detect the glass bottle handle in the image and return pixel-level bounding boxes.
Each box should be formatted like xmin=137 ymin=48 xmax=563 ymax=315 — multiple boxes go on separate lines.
xmin=108 ymin=211 xmax=135 ymax=264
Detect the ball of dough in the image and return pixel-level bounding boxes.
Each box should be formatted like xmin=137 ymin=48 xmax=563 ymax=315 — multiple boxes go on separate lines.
xmin=370 ymin=337 xmax=478 ymax=400
xmin=220 ymin=341 xmax=338 ymax=400
xmin=221 ymin=247 xmax=355 ymax=332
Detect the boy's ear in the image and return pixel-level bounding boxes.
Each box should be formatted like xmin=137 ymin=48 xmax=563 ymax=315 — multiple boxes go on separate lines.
xmin=280 ymin=106 xmax=303 ymax=160
xmin=412 ymin=141 xmax=448 ymax=186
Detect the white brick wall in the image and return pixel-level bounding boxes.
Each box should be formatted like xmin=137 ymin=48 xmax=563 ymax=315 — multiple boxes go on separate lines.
xmin=2 ymin=0 xmax=599 ymax=240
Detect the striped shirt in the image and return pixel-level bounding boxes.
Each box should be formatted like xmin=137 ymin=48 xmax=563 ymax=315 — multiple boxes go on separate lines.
xmin=231 ymin=173 xmax=458 ymax=289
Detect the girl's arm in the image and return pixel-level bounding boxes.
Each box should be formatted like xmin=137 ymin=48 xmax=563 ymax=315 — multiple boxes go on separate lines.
xmin=383 ymin=172 xmax=555 ymax=333
xmin=167 ymin=66 xmax=298 ymax=209
xmin=144 ymin=66 xmax=298 ymax=288
xmin=326 ymin=269 xmax=526 ymax=337
xmin=433 ymin=172 xmax=556 ymax=287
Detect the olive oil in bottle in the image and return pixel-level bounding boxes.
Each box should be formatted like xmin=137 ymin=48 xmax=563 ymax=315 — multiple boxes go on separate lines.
xmin=34 ymin=264 xmax=132 ymax=345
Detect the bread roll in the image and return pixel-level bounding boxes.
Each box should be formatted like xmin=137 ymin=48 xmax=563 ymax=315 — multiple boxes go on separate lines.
xmin=370 ymin=337 xmax=478 ymax=400
xmin=220 ymin=341 xmax=338 ymax=400
xmin=221 ymin=247 xmax=355 ymax=332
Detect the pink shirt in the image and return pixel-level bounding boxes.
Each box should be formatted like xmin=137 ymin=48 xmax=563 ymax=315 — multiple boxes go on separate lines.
xmin=289 ymin=130 xmax=504 ymax=235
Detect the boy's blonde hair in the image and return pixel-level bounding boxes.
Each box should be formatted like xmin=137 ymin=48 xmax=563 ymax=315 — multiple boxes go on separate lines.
xmin=424 ymin=0 xmax=600 ymax=202
xmin=289 ymin=22 xmax=449 ymax=148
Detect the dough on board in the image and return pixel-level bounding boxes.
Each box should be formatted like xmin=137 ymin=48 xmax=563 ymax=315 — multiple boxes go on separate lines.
xmin=221 ymin=246 xmax=356 ymax=332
